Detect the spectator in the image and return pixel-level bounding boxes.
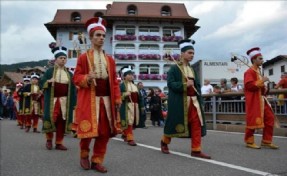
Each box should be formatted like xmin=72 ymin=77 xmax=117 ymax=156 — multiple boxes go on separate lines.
xmin=6 ymin=92 xmax=14 ymax=120
xmin=0 ymin=88 xmax=3 ymax=120
xmin=229 ymin=77 xmax=243 ymax=100
xmin=137 ymin=82 xmax=148 ymax=128
xmin=2 ymin=90 xmax=8 ymax=119
xmin=149 ymin=89 xmax=163 ymax=126
xmin=275 ymin=72 xmax=287 ymax=113
xmin=201 ymin=79 xmax=213 ymax=95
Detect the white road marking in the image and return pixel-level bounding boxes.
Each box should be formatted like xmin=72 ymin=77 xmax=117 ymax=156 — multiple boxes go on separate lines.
xmin=208 ymin=130 xmax=287 ymax=139
xmin=112 ymin=137 xmax=277 ymax=176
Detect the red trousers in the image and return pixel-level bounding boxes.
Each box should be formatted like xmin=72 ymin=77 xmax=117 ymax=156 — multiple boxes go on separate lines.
xmin=162 ymin=99 xmax=202 ymax=152
xmin=26 ymin=112 xmax=39 ymax=129
xmin=46 ymin=98 xmax=65 ymax=144
xmin=80 ymin=98 xmax=111 ymax=164
xmin=245 ymin=103 xmax=274 ymax=144
xmin=123 ymin=125 xmax=134 ymax=141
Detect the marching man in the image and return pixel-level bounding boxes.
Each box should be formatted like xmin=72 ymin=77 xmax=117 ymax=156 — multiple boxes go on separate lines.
xmin=244 ymin=47 xmax=279 ymax=149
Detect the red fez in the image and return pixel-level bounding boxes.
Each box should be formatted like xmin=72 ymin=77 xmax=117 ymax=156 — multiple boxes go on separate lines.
xmin=246 ymin=47 xmax=262 ymax=60
xmin=85 ymin=17 xmax=107 ymax=35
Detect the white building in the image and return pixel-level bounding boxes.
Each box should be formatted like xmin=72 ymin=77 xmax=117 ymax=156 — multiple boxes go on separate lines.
xmin=44 ymin=2 xmax=200 ymax=93
xmin=192 ymin=60 xmax=249 ymax=86
xmin=262 ymin=55 xmax=287 ymax=84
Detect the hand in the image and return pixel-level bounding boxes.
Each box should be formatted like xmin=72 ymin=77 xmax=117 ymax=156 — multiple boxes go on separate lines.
xmin=186 ymin=79 xmax=194 ymax=87
xmin=125 ymin=92 xmax=131 ymax=96
xmin=115 ymin=103 xmax=121 ymax=110
xmin=262 ymin=76 xmax=269 ymax=82
xmin=87 ymin=71 xmax=96 ymax=82
xmin=48 ymin=78 xmax=55 ymax=83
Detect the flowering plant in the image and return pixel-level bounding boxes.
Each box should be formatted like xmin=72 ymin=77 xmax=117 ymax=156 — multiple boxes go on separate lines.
xmin=162 ymin=36 xmax=183 ymax=42
xmin=162 ymin=74 xmax=168 ymax=80
xmin=114 ymin=35 xmax=136 ymax=41
xmin=114 ymin=54 xmax=136 ymax=60
xmin=138 ymin=54 xmax=160 ymax=60
xmin=138 ymin=35 xmax=160 ymax=41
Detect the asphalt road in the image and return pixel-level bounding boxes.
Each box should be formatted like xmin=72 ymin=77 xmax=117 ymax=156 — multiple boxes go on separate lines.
xmin=1 ymin=119 xmax=287 ymax=176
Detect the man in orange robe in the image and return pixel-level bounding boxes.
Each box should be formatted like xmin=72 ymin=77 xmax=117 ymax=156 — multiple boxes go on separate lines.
xmin=244 ymin=47 xmax=279 ymax=149
xmin=73 ymin=17 xmax=122 ymax=173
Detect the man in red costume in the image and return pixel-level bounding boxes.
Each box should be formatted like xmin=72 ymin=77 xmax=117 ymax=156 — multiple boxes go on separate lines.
xmin=275 ymin=72 xmax=287 ymax=113
xmin=73 ymin=17 xmax=122 ymax=173
xmin=244 ymin=47 xmax=279 ymax=149
xmin=13 ymin=82 xmax=23 ymax=126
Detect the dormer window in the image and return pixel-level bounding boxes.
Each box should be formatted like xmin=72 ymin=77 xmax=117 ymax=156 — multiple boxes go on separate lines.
xmin=71 ymin=12 xmax=81 ymax=22
xmin=127 ymin=5 xmax=137 ymax=15
xmin=161 ymin=6 xmax=171 ymax=16
xmin=94 ymin=12 xmax=104 ymax=17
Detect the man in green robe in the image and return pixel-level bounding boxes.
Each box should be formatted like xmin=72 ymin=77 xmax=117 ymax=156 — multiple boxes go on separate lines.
xmin=160 ymin=39 xmax=211 ymax=159
xmin=40 ymin=46 xmax=76 ymax=150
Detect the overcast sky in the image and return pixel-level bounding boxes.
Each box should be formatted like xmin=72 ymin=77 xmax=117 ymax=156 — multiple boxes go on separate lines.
xmin=1 ymin=0 xmax=287 ymax=65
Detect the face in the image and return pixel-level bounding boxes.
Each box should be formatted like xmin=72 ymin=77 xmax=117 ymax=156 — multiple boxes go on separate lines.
xmin=31 ymin=78 xmax=39 ymax=84
xmin=55 ymin=56 xmax=67 ymax=67
xmin=181 ymin=49 xmax=194 ymax=62
xmin=125 ymin=73 xmax=134 ymax=81
xmin=138 ymin=82 xmax=143 ymax=89
xmin=253 ymin=55 xmax=264 ymax=66
xmin=90 ymin=30 xmax=106 ymax=47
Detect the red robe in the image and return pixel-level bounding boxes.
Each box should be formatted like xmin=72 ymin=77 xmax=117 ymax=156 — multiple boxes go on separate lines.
xmin=73 ymin=49 xmax=121 ymax=138
xmin=244 ymin=66 xmax=266 ymax=129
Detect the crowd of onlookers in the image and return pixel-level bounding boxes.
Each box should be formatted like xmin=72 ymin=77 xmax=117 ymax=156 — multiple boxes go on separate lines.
xmin=0 ymin=88 xmax=16 ymax=120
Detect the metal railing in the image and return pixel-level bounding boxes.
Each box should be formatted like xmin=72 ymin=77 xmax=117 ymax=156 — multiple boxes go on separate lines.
xmin=202 ymin=89 xmax=287 ymax=129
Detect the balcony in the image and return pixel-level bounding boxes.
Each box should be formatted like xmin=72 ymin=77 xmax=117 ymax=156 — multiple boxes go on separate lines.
xmin=162 ymin=74 xmax=168 ymax=80
xmin=162 ymin=36 xmax=183 ymax=42
xmin=138 ymin=35 xmax=161 ymax=41
xmin=114 ymin=54 xmax=137 ymax=60
xmin=114 ymin=34 xmax=136 ymax=41
xmin=162 ymin=54 xmax=180 ymax=61
xmin=138 ymin=74 xmax=161 ymax=80
xmin=138 ymin=54 xmax=161 ymax=60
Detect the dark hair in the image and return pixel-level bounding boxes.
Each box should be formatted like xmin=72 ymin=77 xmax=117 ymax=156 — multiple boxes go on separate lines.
xmin=230 ymin=77 xmax=238 ymax=84
xmin=147 ymin=88 xmax=154 ymax=97
xmin=220 ymin=78 xmax=227 ymax=84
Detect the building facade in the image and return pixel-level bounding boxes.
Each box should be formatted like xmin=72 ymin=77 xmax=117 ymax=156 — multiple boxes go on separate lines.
xmin=263 ymin=55 xmax=287 ymax=84
xmin=45 ymin=2 xmax=200 ymax=93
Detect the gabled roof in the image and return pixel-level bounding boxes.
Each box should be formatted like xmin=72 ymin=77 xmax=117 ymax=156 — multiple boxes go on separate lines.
xmin=107 ymin=2 xmax=191 ymax=17
xmin=45 ymin=2 xmax=199 ymax=39
xmin=3 ymin=72 xmax=25 ymax=83
xmin=263 ymin=55 xmax=287 ymax=68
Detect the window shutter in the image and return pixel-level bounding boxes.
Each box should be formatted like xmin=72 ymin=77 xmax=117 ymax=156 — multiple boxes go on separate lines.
xmin=69 ymin=32 xmax=73 ymax=40
xmin=68 ymin=50 xmax=72 ymax=58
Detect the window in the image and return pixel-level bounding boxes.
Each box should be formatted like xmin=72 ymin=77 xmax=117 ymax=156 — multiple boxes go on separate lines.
xmin=115 ymin=44 xmax=135 ymax=54
xmin=71 ymin=12 xmax=81 ymax=22
xmin=163 ymin=64 xmax=171 ymax=74
xmin=163 ymin=27 xmax=181 ymax=37
xmin=139 ymin=26 xmax=159 ymax=36
xmin=161 ymin=6 xmax=171 ymax=16
xmin=139 ymin=44 xmax=159 ymax=54
xmin=68 ymin=50 xmax=79 ymax=59
xmin=127 ymin=5 xmax=137 ymax=15
xmin=69 ymin=32 xmax=79 ymax=40
xmin=163 ymin=44 xmax=180 ymax=54
xmin=115 ymin=25 xmax=135 ymax=35
xmin=139 ymin=64 xmax=159 ymax=74
xmin=268 ymin=68 xmax=273 ymax=76
xmin=281 ymin=65 xmax=285 ymax=73
xmin=94 ymin=12 xmax=104 ymax=17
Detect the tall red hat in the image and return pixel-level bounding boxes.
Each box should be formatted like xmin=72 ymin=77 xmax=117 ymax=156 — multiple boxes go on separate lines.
xmin=85 ymin=17 xmax=107 ymax=35
xmin=246 ymin=47 xmax=262 ymax=60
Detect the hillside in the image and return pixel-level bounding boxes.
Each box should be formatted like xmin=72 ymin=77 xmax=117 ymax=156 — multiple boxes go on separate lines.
xmin=0 ymin=60 xmax=49 ymax=76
